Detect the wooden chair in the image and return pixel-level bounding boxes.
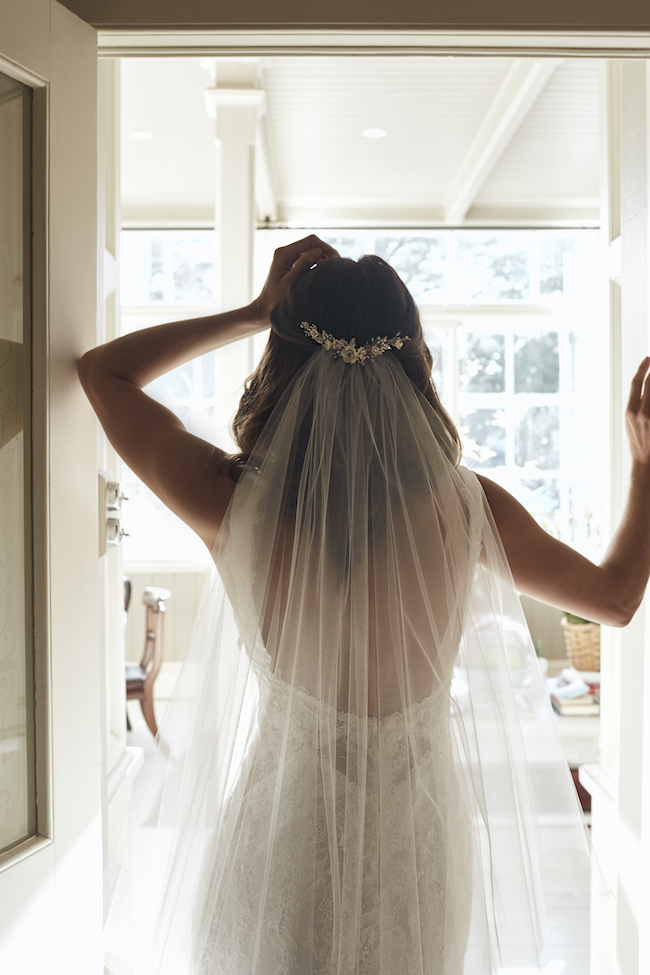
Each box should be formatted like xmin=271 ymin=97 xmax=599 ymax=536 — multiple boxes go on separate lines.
xmin=125 ymin=586 xmax=171 ymax=739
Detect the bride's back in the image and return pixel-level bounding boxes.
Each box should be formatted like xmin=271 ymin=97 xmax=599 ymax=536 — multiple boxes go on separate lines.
xmin=223 ymin=344 xmax=479 ymax=720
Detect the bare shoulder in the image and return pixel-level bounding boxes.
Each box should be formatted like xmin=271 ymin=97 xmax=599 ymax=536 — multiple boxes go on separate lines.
xmin=474 ymin=473 xmax=542 ymax=534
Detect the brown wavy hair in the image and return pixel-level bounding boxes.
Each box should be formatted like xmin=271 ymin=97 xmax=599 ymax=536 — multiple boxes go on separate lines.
xmin=228 ymin=255 xmax=461 ymax=478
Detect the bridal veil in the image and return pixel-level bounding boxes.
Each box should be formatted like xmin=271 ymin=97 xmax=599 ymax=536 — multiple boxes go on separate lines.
xmin=106 ymin=347 xmax=591 ymax=975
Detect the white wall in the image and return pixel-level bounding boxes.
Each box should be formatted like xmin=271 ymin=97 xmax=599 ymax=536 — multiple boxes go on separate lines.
xmin=125 ymin=570 xmax=208 ymax=663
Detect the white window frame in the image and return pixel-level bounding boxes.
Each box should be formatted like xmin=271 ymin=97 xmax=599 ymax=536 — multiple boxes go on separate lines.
xmin=423 ymin=304 xmax=573 ymax=539
xmin=121 ymin=228 xmax=603 ymax=566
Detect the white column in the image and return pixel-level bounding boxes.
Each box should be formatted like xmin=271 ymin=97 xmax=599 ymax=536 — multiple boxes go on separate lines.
xmin=204 ymin=63 xmax=267 ymax=448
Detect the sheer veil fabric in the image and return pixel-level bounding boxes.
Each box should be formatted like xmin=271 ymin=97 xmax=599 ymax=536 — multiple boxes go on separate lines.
xmin=105 ymin=349 xmax=591 ymax=975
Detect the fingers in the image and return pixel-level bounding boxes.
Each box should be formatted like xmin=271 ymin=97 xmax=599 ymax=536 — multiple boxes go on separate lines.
xmin=283 ymin=247 xmax=327 ymax=284
xmin=275 ymin=234 xmax=338 ymax=267
xmin=641 ymin=357 xmax=650 ymax=414
xmin=628 ymin=357 xmax=650 ymax=414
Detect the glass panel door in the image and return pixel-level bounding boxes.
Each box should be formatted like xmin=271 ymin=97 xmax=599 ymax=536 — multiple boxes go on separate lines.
xmin=0 ymin=70 xmax=34 ymax=853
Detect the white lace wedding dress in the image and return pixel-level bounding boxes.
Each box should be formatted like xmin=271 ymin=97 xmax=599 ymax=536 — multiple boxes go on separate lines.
xmin=105 ymin=351 xmax=591 ymax=975
xmin=199 ymin=658 xmax=472 ymax=975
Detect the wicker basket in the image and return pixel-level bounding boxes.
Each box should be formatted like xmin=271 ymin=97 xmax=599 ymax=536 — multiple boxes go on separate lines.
xmin=561 ymin=618 xmax=601 ymax=672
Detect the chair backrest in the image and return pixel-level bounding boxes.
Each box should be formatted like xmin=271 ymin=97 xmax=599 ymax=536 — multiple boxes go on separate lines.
xmin=140 ymin=586 xmax=171 ymax=685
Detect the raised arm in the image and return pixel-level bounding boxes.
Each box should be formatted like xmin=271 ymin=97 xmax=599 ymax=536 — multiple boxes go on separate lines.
xmin=78 ymin=235 xmax=336 ymax=551
xmin=478 ymin=357 xmax=650 ymax=627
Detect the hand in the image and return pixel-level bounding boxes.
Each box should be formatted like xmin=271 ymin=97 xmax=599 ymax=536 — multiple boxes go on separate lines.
xmin=625 ymin=357 xmax=650 ymax=469
xmin=251 ymin=235 xmax=338 ymax=324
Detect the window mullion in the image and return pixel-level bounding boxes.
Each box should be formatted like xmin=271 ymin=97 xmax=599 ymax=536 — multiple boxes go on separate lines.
xmin=557 ymin=322 xmax=572 ymax=542
xmin=504 ymin=329 xmax=516 ymax=476
xmin=163 ymin=232 xmax=175 ymax=304
xmin=448 ymin=322 xmax=458 ymax=424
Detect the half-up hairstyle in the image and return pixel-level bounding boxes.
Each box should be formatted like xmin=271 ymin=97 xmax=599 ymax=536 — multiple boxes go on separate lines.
xmin=229 ymin=255 xmax=461 ymax=477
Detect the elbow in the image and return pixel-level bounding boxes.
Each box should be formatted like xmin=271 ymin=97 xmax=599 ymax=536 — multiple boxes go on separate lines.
xmin=605 ymin=595 xmax=641 ymax=628
xmin=77 ymin=348 xmax=100 ymax=393
xmin=77 ymin=349 xmax=91 ymax=384
xmin=608 ymin=610 xmax=634 ymax=628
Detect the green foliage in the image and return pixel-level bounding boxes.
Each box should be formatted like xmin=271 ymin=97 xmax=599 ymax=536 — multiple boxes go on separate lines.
xmin=563 ymin=611 xmax=593 ymax=625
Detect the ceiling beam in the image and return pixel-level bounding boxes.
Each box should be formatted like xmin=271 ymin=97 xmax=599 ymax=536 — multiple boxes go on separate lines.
xmin=442 ymin=58 xmax=563 ymax=226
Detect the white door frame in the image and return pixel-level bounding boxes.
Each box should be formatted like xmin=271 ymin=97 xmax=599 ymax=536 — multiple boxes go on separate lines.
xmin=96 ymin=29 xmax=650 ymax=58
xmin=100 ymin=28 xmax=650 ymax=975
xmin=0 ymin=2 xmax=103 ymax=972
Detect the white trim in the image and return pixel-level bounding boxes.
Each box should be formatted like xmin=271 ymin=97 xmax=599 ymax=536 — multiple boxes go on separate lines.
xmin=270 ymin=205 xmax=600 ymax=230
xmin=443 ymin=59 xmax=562 ymax=225
xmin=0 ymin=835 xmax=53 ymax=876
xmin=204 ymin=86 xmax=266 ymax=115
xmin=106 ymin=744 xmax=144 ymax=807
xmin=0 ymin=53 xmax=47 ymax=88
xmin=608 ymin=234 xmax=622 ymax=282
xmin=579 ymin=762 xmax=619 ymax=805
xmin=97 ymin=29 xmax=650 ymax=59
xmin=119 ymin=206 xmax=600 ymax=231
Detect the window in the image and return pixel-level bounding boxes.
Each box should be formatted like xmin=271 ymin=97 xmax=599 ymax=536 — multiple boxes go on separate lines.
xmin=425 ymin=319 xmax=567 ymax=537
xmin=258 ymin=229 xmax=605 ymax=553
xmin=120 ymin=228 xmax=606 ymax=565
xmin=120 ymin=230 xmax=217 ymax=306
xmin=120 ymin=230 xmax=222 ymax=567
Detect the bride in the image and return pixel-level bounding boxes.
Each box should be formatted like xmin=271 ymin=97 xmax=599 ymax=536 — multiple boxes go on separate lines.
xmin=80 ymin=235 xmax=650 ymax=975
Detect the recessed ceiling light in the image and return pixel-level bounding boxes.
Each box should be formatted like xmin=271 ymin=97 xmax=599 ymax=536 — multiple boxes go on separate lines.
xmin=130 ymin=129 xmax=153 ymax=141
xmin=362 ymin=128 xmax=387 ymax=139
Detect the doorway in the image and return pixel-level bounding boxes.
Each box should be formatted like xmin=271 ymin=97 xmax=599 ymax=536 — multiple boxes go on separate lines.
xmin=107 ymin=51 xmax=612 ymax=975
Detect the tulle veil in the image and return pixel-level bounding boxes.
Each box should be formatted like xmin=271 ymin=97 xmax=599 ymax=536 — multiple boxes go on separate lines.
xmin=105 ymin=347 xmax=591 ymax=975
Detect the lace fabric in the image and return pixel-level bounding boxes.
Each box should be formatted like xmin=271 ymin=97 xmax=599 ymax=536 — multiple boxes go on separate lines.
xmin=199 ymin=655 xmax=471 ymax=975
xmin=105 ymin=350 xmax=591 ymax=975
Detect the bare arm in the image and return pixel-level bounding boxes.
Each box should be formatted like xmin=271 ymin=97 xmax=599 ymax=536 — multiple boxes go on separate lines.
xmin=477 ymin=357 xmax=650 ymax=627
xmin=78 ymin=235 xmax=336 ymax=552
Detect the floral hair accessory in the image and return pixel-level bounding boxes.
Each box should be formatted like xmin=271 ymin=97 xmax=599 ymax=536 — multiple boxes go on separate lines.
xmin=299 ymin=322 xmax=409 ymax=364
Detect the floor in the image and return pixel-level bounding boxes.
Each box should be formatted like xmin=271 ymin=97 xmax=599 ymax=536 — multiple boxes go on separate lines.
xmin=540 ymin=906 xmax=590 ymax=975
xmin=126 ymin=699 xmax=591 ymax=975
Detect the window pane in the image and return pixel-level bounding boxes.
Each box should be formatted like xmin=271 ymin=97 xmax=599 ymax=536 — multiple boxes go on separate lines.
xmin=516 ymin=406 xmax=560 ymax=470
xmin=514 ymin=330 xmax=559 ymax=393
xmin=202 ymin=352 xmax=215 ymax=398
xmin=173 ymin=234 xmax=216 ymax=303
xmin=120 ymin=232 xmax=162 ymax=304
xmin=540 ymin=237 xmax=577 ymax=297
xmin=374 ymin=236 xmax=446 ymax=298
xmin=458 ymin=234 xmax=529 ymax=300
xmin=323 ymin=235 xmax=365 ymax=260
xmin=459 ymin=331 xmax=505 ymax=392
xmin=423 ymin=327 xmax=445 ymax=398
xmin=150 ymin=235 xmax=164 ymax=301
xmin=460 ymin=408 xmax=506 ymax=468
xmin=120 ymin=230 xmax=216 ymax=305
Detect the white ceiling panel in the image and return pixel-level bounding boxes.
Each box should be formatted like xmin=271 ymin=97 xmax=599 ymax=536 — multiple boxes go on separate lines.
xmin=476 ymin=60 xmax=600 ymax=207
xmin=121 ymin=57 xmax=216 ymax=221
xmin=119 ymin=55 xmax=601 ymax=228
xmin=262 ymin=57 xmax=515 ymax=211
